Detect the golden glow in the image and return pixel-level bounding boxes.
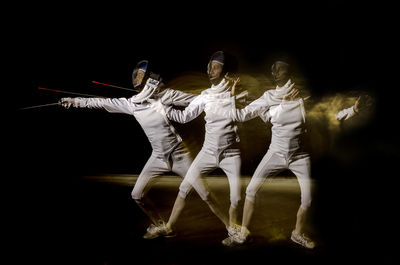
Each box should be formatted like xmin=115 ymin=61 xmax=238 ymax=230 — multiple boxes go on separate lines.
xmin=84 ymin=174 xmax=310 ymax=243
xmin=308 ymin=94 xmax=358 ymax=132
xmin=164 ymin=72 xmax=373 ymax=160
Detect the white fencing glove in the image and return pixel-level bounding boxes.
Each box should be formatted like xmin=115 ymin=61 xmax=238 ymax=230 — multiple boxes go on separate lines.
xmin=60 ymin=97 xmax=76 ymax=109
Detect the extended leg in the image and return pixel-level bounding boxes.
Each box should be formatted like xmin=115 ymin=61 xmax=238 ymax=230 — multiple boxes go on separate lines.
xmin=242 ymin=150 xmax=284 ymax=232
xmin=166 ymin=194 xmax=186 ymax=230
xmin=289 ymin=154 xmax=315 ymax=249
xmin=219 ymin=150 xmax=242 ymax=227
xmin=131 ymin=155 xmax=169 ymax=226
xmin=294 ymin=206 xmax=307 ymax=235
xmin=165 ymin=178 xmax=193 ymax=230
xmin=134 ymin=196 xmax=164 ymax=225
xmin=185 ymin=150 xmax=230 ymax=227
xmin=289 ymin=154 xmax=312 ymax=235
xmin=241 ymin=198 xmax=255 ymax=231
xmin=223 ymin=150 xmax=284 ymax=246
xmin=166 ymin=146 xmax=193 ymax=230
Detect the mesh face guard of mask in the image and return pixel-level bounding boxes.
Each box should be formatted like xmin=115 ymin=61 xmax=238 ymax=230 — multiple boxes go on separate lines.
xmin=130 ymin=73 xmax=163 ymax=103
xmin=132 ymin=60 xmax=149 ymax=89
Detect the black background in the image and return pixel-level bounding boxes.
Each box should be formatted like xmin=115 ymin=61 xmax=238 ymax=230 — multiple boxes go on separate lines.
xmin=8 ymin=1 xmax=400 ymax=264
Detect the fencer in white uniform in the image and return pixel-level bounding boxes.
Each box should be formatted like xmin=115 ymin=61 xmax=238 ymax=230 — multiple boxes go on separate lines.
xmin=148 ymin=51 xmax=244 ymax=239
xmin=60 ymin=61 xmax=198 ymax=239
xmin=221 ymin=60 xmax=316 ymax=249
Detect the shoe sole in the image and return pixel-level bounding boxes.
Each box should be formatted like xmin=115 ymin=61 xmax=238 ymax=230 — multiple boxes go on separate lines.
xmin=143 ymin=232 xmax=176 ymax=239
xmin=143 ymin=234 xmax=162 ymax=239
xmin=222 ymin=237 xmax=248 ymax=247
xmin=222 ymin=241 xmax=243 ymax=247
xmin=290 ymin=235 xmax=315 ymax=249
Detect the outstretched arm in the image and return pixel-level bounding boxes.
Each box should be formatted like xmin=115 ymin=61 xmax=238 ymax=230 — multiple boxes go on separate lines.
xmin=230 ymin=96 xmax=271 ymax=122
xmin=335 ymin=95 xmax=374 ymax=121
xmin=166 ymin=95 xmax=204 ymax=123
xmin=211 ymin=77 xmax=270 ymax=122
xmin=60 ymin=97 xmax=134 ymax=115
xmin=230 ymin=78 xmax=271 ymax=122
xmin=160 ymin=89 xmax=198 ymax=107
xmin=335 ymin=105 xmax=357 ymax=121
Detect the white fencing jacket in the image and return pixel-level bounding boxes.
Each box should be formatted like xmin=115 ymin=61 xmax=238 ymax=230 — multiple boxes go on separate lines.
xmin=73 ymin=88 xmax=197 ymax=161
xmin=229 ymin=79 xmax=307 ymax=153
xmin=166 ymin=78 xmax=240 ymax=156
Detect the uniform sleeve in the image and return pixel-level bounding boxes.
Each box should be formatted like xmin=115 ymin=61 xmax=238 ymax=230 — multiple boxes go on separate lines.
xmin=231 ymin=95 xmax=271 ymax=122
xmin=166 ymin=95 xmax=204 ymax=123
xmin=161 ymin=89 xmax=198 ymax=107
xmin=335 ymin=106 xmax=357 ymax=121
xmin=74 ymin=97 xmax=134 ymax=115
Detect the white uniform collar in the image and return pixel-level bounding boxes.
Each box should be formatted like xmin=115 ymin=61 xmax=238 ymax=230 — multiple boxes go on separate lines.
xmin=276 ymin=78 xmax=292 ymax=90
xmin=274 ymin=79 xmax=294 ymax=99
xmin=129 ymin=78 xmax=161 ymax=104
xmin=129 ymin=85 xmax=157 ymax=104
xmin=208 ymin=78 xmax=230 ymax=94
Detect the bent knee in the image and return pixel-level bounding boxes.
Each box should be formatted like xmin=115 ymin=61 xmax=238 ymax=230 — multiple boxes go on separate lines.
xmin=199 ymin=191 xmax=211 ymax=202
xmin=178 ymin=188 xmax=190 ymax=199
xmin=300 ymin=198 xmax=312 ymax=210
xmin=131 ymin=189 xmax=143 ymax=201
xmin=230 ymin=194 xmax=241 ymax=208
xmin=245 ymin=187 xmax=257 ymax=203
xmin=178 ymin=179 xmax=193 ymax=199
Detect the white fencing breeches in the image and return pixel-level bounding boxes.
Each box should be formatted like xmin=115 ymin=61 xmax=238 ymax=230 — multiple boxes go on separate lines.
xmin=179 ymin=148 xmax=242 ymax=208
xmin=131 ymin=144 xmax=193 ymax=201
xmin=245 ymin=149 xmax=312 ymax=209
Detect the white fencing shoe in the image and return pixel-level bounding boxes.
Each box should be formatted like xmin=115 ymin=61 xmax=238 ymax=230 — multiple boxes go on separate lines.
xmin=143 ymin=221 xmax=175 ymax=239
xmin=222 ymin=225 xmax=249 ymax=247
xmin=290 ymin=231 xmax=316 ymax=249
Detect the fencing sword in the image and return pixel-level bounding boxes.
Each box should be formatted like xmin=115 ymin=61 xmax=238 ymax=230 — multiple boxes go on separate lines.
xmin=38 ymin=87 xmax=104 ymax=98
xmin=91 ymin=81 xmax=139 ymax=92
xmin=19 ymin=102 xmax=61 ymax=110
xmin=21 ymin=81 xmax=139 ymax=110
xmin=19 ymin=87 xmax=105 ymax=110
